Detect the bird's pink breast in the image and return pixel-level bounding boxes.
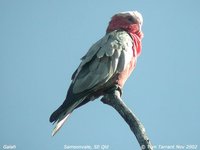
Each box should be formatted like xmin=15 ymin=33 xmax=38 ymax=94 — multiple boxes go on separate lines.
xmin=116 ymin=32 xmax=142 ymax=88
xmin=116 ymin=57 xmax=136 ymax=88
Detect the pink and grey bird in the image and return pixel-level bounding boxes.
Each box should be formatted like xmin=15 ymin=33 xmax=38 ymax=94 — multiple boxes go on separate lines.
xmin=49 ymin=11 xmax=144 ymax=136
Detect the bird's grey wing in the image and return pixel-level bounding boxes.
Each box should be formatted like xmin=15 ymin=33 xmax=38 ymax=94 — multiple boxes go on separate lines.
xmin=49 ymin=31 xmax=134 ymax=125
xmin=71 ymin=30 xmax=134 ymax=94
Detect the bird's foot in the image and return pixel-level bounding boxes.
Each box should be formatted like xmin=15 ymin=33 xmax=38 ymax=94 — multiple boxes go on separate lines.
xmin=101 ymin=85 xmax=122 ymax=105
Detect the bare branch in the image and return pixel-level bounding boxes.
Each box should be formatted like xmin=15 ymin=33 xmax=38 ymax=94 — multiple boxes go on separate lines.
xmin=101 ymin=90 xmax=153 ymax=150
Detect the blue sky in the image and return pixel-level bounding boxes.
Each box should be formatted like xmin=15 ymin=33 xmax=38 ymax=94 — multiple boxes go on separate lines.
xmin=0 ymin=0 xmax=200 ymax=149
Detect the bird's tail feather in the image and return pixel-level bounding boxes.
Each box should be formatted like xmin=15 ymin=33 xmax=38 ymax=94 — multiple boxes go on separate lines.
xmin=51 ymin=97 xmax=86 ymax=136
xmin=52 ymin=113 xmax=71 ymax=136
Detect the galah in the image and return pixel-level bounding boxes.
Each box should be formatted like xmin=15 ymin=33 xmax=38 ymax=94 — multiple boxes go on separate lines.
xmin=49 ymin=11 xmax=144 ymax=136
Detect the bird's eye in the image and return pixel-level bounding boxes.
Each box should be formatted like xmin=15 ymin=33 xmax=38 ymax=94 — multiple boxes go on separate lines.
xmin=127 ymin=17 xmax=134 ymax=22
